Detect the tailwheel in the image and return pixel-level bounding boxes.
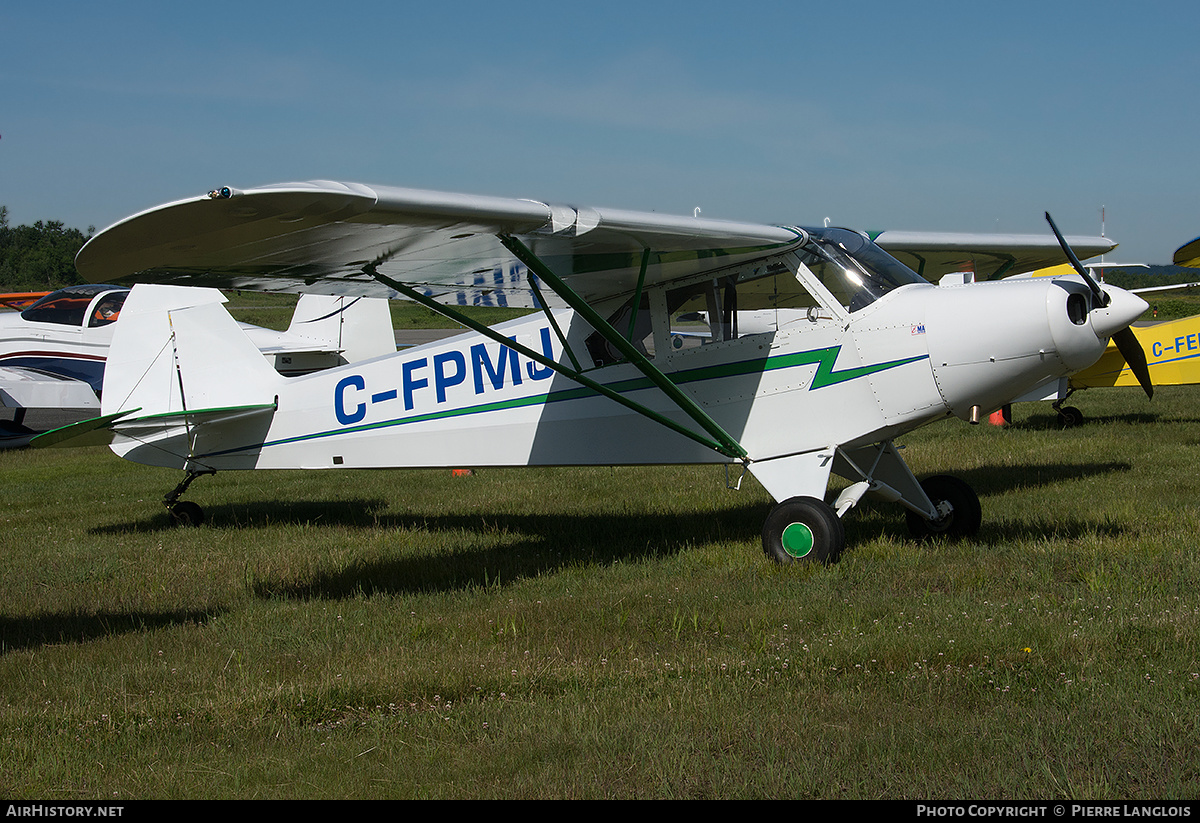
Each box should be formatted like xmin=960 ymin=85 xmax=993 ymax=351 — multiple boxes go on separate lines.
xmin=906 ymin=474 xmax=981 ymax=541
xmin=168 ymin=500 xmax=205 ymax=527
xmin=163 ymin=468 xmax=214 ymax=528
xmin=762 ymin=496 xmax=845 ymax=565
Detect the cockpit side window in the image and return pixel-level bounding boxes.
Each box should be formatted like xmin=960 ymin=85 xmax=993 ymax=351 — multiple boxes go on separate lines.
xmin=580 ymin=234 xmax=926 ymax=368
xmin=586 ymin=292 xmax=655 ymax=367
xmin=88 ymin=291 xmax=128 ymax=327
xmin=660 ymin=259 xmax=828 ymax=354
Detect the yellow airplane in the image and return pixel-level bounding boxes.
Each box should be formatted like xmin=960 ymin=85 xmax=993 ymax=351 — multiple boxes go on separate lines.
xmin=1072 ymin=314 xmax=1200 ymax=387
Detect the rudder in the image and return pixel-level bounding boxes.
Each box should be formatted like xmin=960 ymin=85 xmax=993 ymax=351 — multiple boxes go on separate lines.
xmin=102 ymin=284 xmax=284 ymax=419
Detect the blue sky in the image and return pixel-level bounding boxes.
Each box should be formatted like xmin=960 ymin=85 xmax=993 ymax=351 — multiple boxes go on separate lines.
xmin=3 ymin=0 xmax=1198 ymax=264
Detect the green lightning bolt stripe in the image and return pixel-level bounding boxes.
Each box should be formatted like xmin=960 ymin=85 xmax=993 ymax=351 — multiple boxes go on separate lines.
xmin=667 ymin=345 xmax=928 ymax=390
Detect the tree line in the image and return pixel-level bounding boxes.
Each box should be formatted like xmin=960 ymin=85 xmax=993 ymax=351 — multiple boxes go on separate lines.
xmin=0 ymin=206 xmax=93 ymax=292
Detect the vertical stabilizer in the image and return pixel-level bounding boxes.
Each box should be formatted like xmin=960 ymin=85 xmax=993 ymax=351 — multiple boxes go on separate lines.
xmin=102 ymin=285 xmax=283 ymax=418
xmin=286 ymin=294 xmax=396 ymax=364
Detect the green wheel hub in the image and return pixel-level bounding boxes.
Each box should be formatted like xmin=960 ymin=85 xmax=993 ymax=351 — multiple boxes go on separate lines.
xmin=781 ymin=521 xmax=815 ymax=558
xmin=762 ymin=496 xmax=844 ymax=565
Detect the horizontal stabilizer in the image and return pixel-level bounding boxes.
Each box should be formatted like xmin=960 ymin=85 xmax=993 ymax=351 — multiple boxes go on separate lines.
xmin=33 ymin=402 xmax=277 ymax=451
xmin=117 ymin=402 xmax=278 ymax=431
xmin=31 ymin=408 xmax=140 ymax=448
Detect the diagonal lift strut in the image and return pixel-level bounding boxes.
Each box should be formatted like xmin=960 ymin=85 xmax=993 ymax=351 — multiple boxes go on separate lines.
xmin=365 ymin=236 xmax=748 ymax=461
xmin=498 ymin=234 xmax=747 ymax=460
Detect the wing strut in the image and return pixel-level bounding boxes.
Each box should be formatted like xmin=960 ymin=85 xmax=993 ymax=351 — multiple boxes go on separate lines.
xmin=365 ymin=264 xmax=747 ymax=460
xmin=525 ymin=273 xmax=583 ymax=372
xmin=626 ymin=248 xmax=651 ymax=342
xmin=498 ymin=234 xmax=748 ymax=460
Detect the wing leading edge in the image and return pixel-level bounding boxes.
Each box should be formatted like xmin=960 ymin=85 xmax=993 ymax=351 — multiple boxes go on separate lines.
xmin=76 ymin=181 xmax=805 ymax=309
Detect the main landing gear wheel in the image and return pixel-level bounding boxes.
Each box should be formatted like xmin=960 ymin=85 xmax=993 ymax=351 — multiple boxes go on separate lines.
xmin=168 ymin=500 xmax=205 ymax=527
xmin=1057 ymin=405 xmax=1084 ymax=428
xmin=762 ymin=496 xmax=845 ymax=565
xmin=905 ymin=474 xmax=981 ymax=542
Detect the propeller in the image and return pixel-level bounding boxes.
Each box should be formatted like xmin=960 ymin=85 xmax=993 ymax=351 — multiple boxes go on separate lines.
xmin=1045 ymin=212 xmax=1153 ymax=399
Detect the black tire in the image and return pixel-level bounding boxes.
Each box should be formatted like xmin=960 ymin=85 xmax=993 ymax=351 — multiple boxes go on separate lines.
xmin=906 ymin=475 xmax=981 ymax=541
xmin=762 ymin=496 xmax=845 ymax=565
xmin=1057 ymin=406 xmax=1084 ymax=428
xmin=169 ymin=500 xmax=205 ymax=527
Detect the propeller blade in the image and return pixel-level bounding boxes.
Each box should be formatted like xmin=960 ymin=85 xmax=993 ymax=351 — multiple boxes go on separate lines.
xmin=1112 ymin=327 xmax=1154 ymax=399
xmin=1045 ymin=213 xmax=1153 ymax=399
xmin=1045 ymin=212 xmax=1108 ymax=307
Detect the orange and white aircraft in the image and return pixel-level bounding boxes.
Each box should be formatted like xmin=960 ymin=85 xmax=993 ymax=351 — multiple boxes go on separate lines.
xmin=1 ymin=283 xmax=394 ymax=446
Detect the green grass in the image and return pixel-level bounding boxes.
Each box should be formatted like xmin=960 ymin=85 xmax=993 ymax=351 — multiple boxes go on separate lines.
xmin=1139 ymin=294 xmax=1200 ymax=322
xmin=2 ymin=386 xmax=1200 ymax=798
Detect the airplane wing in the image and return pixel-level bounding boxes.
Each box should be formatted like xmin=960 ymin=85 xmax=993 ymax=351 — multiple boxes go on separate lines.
xmin=0 ymin=366 xmax=100 ymax=409
xmin=76 ymin=181 xmax=805 ymax=309
xmin=1173 ymin=236 xmax=1200 ymax=268
xmin=76 ymin=181 xmax=1118 ymax=304
xmin=0 ymin=292 xmax=50 ymax=310
xmin=871 ymin=230 xmax=1116 ymax=282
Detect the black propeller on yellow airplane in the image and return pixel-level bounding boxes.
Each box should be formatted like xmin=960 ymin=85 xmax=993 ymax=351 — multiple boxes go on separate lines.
xmin=1045 ymin=212 xmax=1153 ymax=399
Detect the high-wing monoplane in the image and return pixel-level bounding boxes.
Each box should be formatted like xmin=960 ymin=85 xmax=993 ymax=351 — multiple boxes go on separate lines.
xmin=40 ymin=181 xmax=1148 ymax=564
xmin=1 ymin=282 xmax=394 ymax=445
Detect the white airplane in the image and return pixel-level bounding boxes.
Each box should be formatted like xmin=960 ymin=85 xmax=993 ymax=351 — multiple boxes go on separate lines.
xmin=38 ymin=181 xmax=1145 ymax=565
xmin=0 ymin=282 xmax=395 ymax=446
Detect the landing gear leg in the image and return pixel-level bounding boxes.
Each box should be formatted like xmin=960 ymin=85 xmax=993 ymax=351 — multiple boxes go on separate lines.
xmin=905 ymin=475 xmax=981 ymax=541
xmin=1053 ymin=388 xmax=1084 ymax=428
xmin=164 ymin=469 xmax=214 ymax=527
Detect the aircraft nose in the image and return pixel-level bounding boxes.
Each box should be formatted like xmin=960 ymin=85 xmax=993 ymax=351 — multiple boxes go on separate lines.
xmin=1091 ymin=286 xmax=1148 ymax=340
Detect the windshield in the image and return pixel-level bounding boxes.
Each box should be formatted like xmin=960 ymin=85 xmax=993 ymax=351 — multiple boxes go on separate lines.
xmin=798 ymin=228 xmax=928 ymax=312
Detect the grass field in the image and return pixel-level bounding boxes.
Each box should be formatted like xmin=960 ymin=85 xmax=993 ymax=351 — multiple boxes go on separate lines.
xmin=2 ymin=297 xmax=1200 ymax=798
